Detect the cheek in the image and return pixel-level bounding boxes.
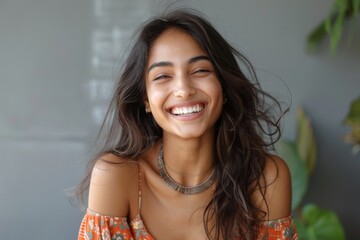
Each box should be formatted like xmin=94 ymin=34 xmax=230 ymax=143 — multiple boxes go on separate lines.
xmin=147 ymin=87 xmax=167 ymax=108
xmin=210 ymin=83 xmax=224 ymax=113
xmin=206 ymin=81 xmax=223 ymax=101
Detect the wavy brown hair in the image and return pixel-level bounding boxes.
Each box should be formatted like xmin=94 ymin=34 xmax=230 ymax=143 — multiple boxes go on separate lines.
xmin=76 ymin=8 xmax=286 ymax=240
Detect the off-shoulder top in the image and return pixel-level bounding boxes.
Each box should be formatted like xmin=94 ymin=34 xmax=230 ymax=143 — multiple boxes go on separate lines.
xmin=78 ymin=164 xmax=298 ymax=240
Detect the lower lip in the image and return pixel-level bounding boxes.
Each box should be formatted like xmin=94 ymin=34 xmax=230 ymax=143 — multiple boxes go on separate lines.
xmin=170 ymin=110 xmax=204 ymax=121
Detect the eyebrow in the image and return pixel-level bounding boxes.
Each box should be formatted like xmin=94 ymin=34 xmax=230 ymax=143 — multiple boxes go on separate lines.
xmin=147 ymin=55 xmax=211 ymax=73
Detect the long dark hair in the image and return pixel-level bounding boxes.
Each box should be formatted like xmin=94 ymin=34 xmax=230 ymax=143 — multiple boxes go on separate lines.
xmin=76 ymin=8 xmax=285 ymax=240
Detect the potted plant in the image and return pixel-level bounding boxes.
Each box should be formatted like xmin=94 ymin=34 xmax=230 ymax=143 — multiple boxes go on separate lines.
xmin=275 ymin=108 xmax=346 ymax=239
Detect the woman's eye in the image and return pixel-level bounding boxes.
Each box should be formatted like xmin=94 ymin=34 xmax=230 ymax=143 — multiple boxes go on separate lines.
xmin=153 ymin=75 xmax=169 ymax=81
xmin=192 ymin=69 xmax=210 ymax=75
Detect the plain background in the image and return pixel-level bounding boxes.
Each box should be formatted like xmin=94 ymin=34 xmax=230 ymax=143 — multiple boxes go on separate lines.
xmin=1 ymin=0 xmax=359 ymax=239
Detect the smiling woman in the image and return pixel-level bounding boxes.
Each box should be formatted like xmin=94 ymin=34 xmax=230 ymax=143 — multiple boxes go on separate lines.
xmin=76 ymin=8 xmax=297 ymax=240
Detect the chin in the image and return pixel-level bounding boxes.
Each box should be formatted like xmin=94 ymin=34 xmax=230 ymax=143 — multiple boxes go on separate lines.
xmin=170 ymin=126 xmax=214 ymax=140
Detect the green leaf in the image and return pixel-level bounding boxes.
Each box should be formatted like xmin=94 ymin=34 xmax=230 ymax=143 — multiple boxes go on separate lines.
xmin=325 ymin=2 xmax=337 ymax=33
xmin=307 ymin=21 xmax=327 ymax=52
xmin=353 ymin=0 xmax=360 ymax=16
xmin=324 ymin=14 xmax=333 ymax=34
xmin=307 ymin=144 xmax=317 ymax=173
xmin=344 ymin=96 xmax=360 ymax=125
xmin=330 ymin=9 xmax=346 ymax=53
xmin=300 ymin=204 xmax=346 ymax=240
xmin=334 ymin=0 xmax=348 ymax=10
xmin=296 ymin=108 xmax=317 ymax=174
xmin=343 ymin=96 xmax=360 ymax=150
xmin=325 ymin=0 xmax=346 ymax=33
xmin=330 ymin=0 xmax=348 ymax=53
xmin=275 ymin=140 xmax=309 ymax=210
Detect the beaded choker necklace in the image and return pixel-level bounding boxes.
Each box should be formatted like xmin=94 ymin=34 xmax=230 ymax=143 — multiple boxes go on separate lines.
xmin=157 ymin=143 xmax=216 ymax=195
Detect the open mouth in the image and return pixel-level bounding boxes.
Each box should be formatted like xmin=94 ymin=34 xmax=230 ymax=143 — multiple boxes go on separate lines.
xmin=170 ymin=104 xmax=204 ymax=116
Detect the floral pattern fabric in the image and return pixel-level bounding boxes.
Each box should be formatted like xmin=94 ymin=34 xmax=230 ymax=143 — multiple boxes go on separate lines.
xmin=78 ymin=209 xmax=298 ymax=240
xmin=258 ymin=216 xmax=298 ymax=240
xmin=78 ymin=209 xmax=154 ymax=240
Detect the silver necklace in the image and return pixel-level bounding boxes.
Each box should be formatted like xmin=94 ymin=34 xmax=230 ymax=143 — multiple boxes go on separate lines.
xmin=157 ymin=143 xmax=216 ymax=195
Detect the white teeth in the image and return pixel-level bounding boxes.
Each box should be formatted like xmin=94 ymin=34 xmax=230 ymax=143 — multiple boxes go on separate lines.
xmin=171 ymin=104 xmax=204 ymax=115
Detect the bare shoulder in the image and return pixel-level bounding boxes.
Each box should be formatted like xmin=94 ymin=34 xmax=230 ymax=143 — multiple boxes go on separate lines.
xmin=253 ymin=154 xmax=292 ymax=220
xmin=88 ymin=153 xmax=138 ymax=217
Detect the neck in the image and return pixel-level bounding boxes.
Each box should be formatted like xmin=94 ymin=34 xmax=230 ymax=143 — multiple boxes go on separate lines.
xmin=157 ymin=142 xmax=216 ymax=194
xmin=161 ymin=134 xmax=215 ymax=186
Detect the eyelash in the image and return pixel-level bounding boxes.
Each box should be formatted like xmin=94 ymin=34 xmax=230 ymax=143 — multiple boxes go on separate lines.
xmin=193 ymin=69 xmax=209 ymax=73
xmin=152 ymin=69 xmax=210 ymax=81
xmin=153 ymin=75 xmax=170 ymax=81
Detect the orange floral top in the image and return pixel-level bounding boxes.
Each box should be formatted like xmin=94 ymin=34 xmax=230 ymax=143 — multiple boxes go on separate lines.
xmin=78 ymin=164 xmax=298 ymax=240
xmin=78 ymin=210 xmax=297 ymax=240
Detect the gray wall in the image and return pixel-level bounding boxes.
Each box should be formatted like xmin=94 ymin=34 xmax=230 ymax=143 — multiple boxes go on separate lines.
xmin=1 ymin=0 xmax=359 ymax=239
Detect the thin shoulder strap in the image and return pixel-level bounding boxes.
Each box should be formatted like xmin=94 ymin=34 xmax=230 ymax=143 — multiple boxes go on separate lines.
xmin=136 ymin=162 xmax=142 ymax=214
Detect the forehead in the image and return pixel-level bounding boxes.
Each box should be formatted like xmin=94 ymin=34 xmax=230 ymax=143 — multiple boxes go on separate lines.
xmin=147 ymin=28 xmax=207 ymax=64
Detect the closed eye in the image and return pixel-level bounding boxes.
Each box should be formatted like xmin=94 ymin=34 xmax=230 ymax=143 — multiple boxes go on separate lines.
xmin=153 ymin=74 xmax=170 ymax=81
xmin=194 ymin=69 xmax=209 ymax=73
xmin=191 ymin=69 xmax=211 ymax=76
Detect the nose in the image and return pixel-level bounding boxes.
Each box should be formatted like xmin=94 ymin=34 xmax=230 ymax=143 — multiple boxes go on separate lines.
xmin=172 ymin=75 xmax=196 ymax=99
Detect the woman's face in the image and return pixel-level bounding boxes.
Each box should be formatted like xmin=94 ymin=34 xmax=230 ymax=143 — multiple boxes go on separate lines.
xmin=145 ymin=28 xmax=223 ymax=139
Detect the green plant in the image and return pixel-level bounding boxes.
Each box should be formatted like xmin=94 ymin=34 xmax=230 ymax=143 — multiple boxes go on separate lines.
xmin=275 ymin=108 xmax=346 ymax=239
xmin=307 ymin=0 xmax=360 ymax=54
xmin=344 ymin=96 xmax=360 ymax=154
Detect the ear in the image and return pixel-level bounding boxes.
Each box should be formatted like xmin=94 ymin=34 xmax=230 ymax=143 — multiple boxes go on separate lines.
xmin=144 ymin=100 xmax=151 ymax=113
